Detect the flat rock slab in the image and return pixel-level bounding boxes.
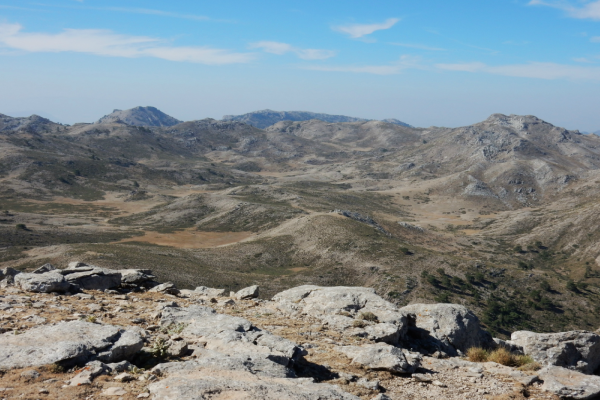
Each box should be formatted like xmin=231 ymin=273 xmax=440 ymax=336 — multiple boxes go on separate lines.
xmin=539 ymin=366 xmax=600 ymax=399
xmin=0 ymin=321 xmax=143 ymax=369
xmin=14 ymin=272 xmax=71 ymax=293
xmin=337 ymin=343 xmax=421 ymax=373
xmin=148 ymin=368 xmax=360 ymax=400
xmin=153 ymin=348 xmax=294 ymax=379
xmin=161 ymin=306 xmax=303 ymax=367
xmin=273 ymin=285 xmax=408 ymax=344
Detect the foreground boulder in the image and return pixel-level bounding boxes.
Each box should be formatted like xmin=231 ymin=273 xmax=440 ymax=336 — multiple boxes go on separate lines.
xmin=539 ymin=366 xmax=600 ymax=399
xmin=117 ymin=269 xmax=155 ymax=286
xmin=511 ymin=330 xmax=600 ymax=374
xmin=160 ymin=305 xmax=305 ymax=367
xmin=192 ymin=286 xmax=226 ymax=297
xmin=0 ymin=321 xmax=144 ymax=369
xmin=399 ymin=303 xmax=494 ymax=356
xmin=273 ymin=286 xmax=408 ymax=345
xmin=32 ymin=263 xmax=56 ymax=274
xmin=235 ymin=285 xmax=259 ymax=300
xmin=14 ymin=271 xmax=71 ymax=293
xmin=59 ymin=263 xmax=122 ymax=291
xmin=148 ymin=367 xmax=360 ymax=400
xmin=0 ymin=267 xmax=20 ymax=286
xmin=337 ymin=343 xmax=421 ymax=373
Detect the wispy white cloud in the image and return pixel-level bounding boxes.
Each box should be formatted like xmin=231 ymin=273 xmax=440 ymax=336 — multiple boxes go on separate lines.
xmin=574 ymin=57 xmax=596 ymax=63
xmin=333 ymin=18 xmax=399 ymax=39
xmin=390 ymin=42 xmax=446 ymax=51
xmin=437 ymin=61 xmax=600 ymax=80
xmin=303 ymin=55 xmax=422 ymax=75
xmin=104 ymin=7 xmax=210 ymax=21
xmin=249 ymin=41 xmax=336 ymax=60
xmin=0 ymin=22 xmax=254 ymax=65
xmin=592 ymin=36 xmax=600 ymax=42
xmin=529 ymin=0 xmax=600 ymax=20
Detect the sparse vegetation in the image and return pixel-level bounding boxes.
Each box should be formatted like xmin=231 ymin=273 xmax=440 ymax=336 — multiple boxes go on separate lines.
xmin=357 ymin=311 xmax=378 ymax=322
xmin=466 ymin=347 xmax=539 ymax=370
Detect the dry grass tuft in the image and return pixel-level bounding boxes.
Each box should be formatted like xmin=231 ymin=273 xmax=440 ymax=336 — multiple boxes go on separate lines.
xmin=466 ymin=347 xmax=488 ymax=362
xmin=466 ymin=347 xmax=539 ymax=369
xmin=357 ymin=311 xmax=378 ymax=322
xmin=487 ymin=348 xmax=515 ymax=366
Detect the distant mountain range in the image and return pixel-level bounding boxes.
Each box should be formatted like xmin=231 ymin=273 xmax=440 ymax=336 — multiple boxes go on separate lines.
xmin=222 ymin=109 xmax=413 ymax=129
xmin=96 ymin=106 xmax=181 ymax=127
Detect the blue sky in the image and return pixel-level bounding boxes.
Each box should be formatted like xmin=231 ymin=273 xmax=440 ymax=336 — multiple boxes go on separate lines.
xmin=1 ymin=0 xmax=600 ymax=131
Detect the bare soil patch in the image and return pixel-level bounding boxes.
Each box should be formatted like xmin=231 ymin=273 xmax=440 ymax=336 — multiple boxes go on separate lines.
xmin=117 ymin=229 xmax=253 ymax=249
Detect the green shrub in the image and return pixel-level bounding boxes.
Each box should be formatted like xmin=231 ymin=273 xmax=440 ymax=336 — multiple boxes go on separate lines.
xmin=15 ymin=224 xmax=27 ymax=230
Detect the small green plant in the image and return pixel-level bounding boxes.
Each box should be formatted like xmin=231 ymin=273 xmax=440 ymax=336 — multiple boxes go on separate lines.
xmin=566 ymin=280 xmax=578 ymax=292
xmin=540 ymin=280 xmax=551 ymax=291
xmin=15 ymin=223 xmax=27 ymax=230
xmin=128 ymin=365 xmax=145 ymax=375
xmin=514 ymin=245 xmax=524 ymax=253
xmin=161 ymin=323 xmax=187 ymax=335
xmin=86 ymin=315 xmax=97 ymax=323
xmin=357 ymin=311 xmax=378 ymax=322
xmin=49 ymin=363 xmax=65 ymax=374
xmin=399 ymin=247 xmax=410 ymax=255
xmin=151 ymin=337 xmax=170 ymax=358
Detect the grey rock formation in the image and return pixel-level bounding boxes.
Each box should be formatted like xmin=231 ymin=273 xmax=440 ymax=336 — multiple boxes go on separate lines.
xmin=337 ymin=343 xmax=421 ymax=373
xmin=273 ymin=286 xmax=408 ymax=345
xmin=96 ymin=106 xmax=181 ymax=127
xmin=0 ymin=267 xmax=21 ymax=286
xmin=14 ymin=271 xmax=71 ymax=293
xmin=222 ymin=109 xmax=411 ymax=129
xmin=118 ymin=269 xmax=155 ymax=285
xmin=399 ymin=303 xmax=494 ymax=356
xmin=510 ymin=330 xmax=600 ymax=374
xmin=0 ymin=321 xmax=143 ymax=369
xmin=148 ymin=366 xmax=359 ymax=400
xmin=193 ymin=286 xmax=226 ymax=297
xmin=234 ymin=285 xmax=259 ymax=300
xmin=59 ymin=264 xmax=122 ymax=291
xmin=153 ymin=348 xmax=294 ymax=379
xmin=493 ymin=337 xmax=524 ymax=354
xmin=33 ymin=264 xmax=56 ymax=274
xmin=538 ymin=366 xmax=600 ymax=399
xmin=148 ymin=281 xmax=180 ymax=295
xmin=160 ymin=306 xmax=305 ymax=367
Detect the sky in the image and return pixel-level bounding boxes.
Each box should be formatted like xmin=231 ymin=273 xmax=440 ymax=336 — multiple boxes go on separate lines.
xmin=0 ymin=1 xmax=600 ymax=131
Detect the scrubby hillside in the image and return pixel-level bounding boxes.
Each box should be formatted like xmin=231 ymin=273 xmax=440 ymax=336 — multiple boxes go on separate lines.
xmin=2 ymin=111 xmax=600 ymax=338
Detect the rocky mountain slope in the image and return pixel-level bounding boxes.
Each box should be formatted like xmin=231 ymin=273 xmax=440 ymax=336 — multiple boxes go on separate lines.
xmin=2 ymin=110 xmax=600 ymax=339
xmin=222 ymin=109 xmax=412 ymax=129
xmin=96 ymin=107 xmax=182 ymax=127
xmin=3 ymin=262 xmax=594 ymax=399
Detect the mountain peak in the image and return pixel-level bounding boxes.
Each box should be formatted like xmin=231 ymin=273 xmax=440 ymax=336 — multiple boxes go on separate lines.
xmin=223 ymin=109 xmax=412 ymax=129
xmin=96 ymin=106 xmax=182 ymax=127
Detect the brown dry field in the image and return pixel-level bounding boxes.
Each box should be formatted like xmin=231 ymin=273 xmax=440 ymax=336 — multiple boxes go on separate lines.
xmin=117 ymin=229 xmax=254 ymax=249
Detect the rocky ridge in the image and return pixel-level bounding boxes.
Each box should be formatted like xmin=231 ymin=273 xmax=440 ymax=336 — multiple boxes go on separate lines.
xmin=222 ymin=109 xmax=413 ymax=129
xmin=2 ymin=263 xmax=599 ymax=399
